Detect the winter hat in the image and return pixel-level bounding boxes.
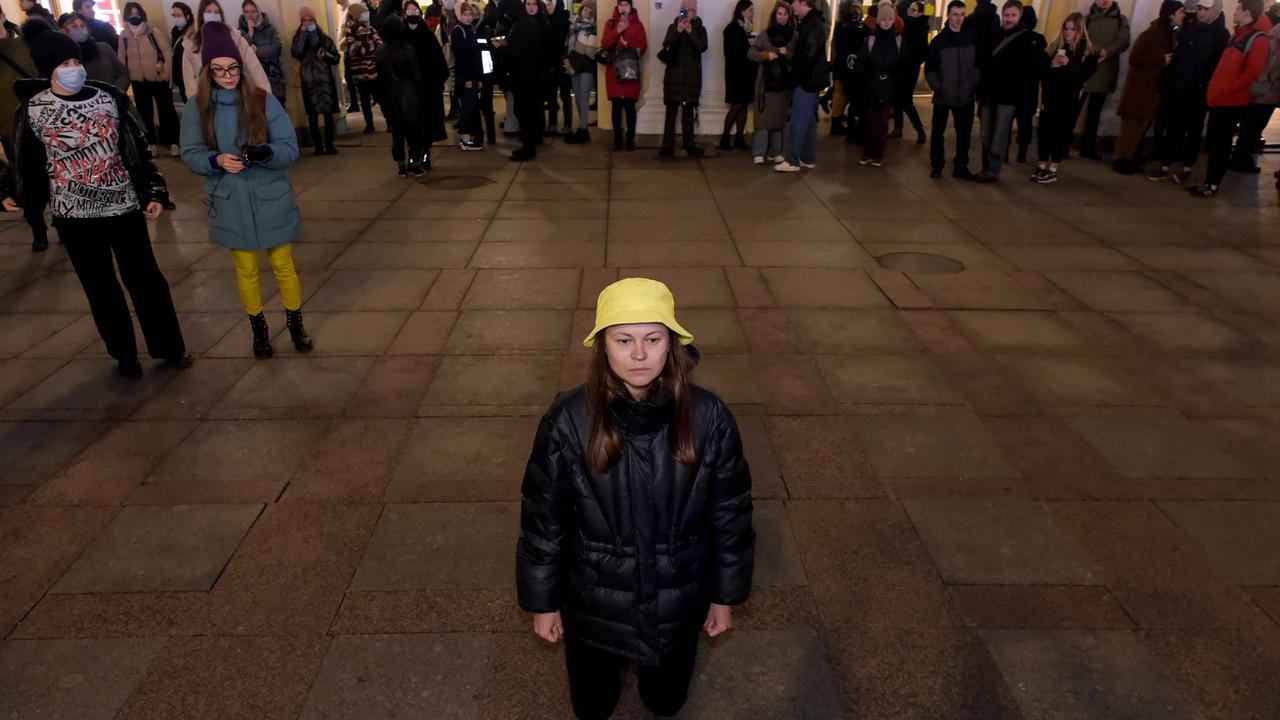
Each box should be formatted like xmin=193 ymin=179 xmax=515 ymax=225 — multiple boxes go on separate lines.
xmin=200 ymin=20 xmax=241 ymax=66
xmin=299 ymin=5 xmax=317 ymax=21
xmin=1158 ymin=0 xmax=1183 ymax=19
xmin=22 ymin=19 xmax=82 ymax=77
xmin=584 ymin=278 xmax=694 ymax=347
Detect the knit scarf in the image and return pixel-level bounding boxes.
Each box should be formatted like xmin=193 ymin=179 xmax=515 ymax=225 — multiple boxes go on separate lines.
xmin=609 ymin=385 xmax=675 ymax=438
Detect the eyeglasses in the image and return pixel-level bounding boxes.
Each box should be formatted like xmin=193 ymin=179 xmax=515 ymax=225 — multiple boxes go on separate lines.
xmin=209 ymin=64 xmax=242 ymax=77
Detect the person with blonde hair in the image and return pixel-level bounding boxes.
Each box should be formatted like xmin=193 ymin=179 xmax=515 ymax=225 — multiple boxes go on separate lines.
xmin=1032 ymin=11 xmax=1096 ymax=182
xmin=858 ymin=1 xmax=905 ymax=167
xmin=518 ymin=277 xmax=754 ymax=720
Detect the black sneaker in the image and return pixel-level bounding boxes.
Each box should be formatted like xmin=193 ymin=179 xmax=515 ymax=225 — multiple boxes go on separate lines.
xmin=117 ymin=359 xmax=143 ymax=379
xmin=1189 ymin=183 xmax=1218 ymax=198
xmin=409 ymin=162 xmax=426 ymax=177
xmin=952 ymin=167 xmax=975 ymax=181
xmin=396 ymin=163 xmax=407 ymax=178
xmin=658 ymin=147 xmax=675 ymax=157
xmin=1034 ymin=170 xmax=1059 ymax=184
xmin=929 ymin=167 xmax=942 ymax=179
xmin=166 ymin=353 xmax=194 ymax=369
xmin=1172 ymin=169 xmax=1191 ymax=185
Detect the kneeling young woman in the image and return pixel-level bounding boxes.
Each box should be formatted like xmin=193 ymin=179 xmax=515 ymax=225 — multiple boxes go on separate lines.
xmin=517 ymin=278 xmax=755 ymax=720
xmin=179 ymin=21 xmax=312 ymax=357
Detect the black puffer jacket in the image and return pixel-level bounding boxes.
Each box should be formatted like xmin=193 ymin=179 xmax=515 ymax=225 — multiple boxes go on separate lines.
xmin=516 ymin=383 xmax=755 ymax=666
xmin=11 ymin=79 xmax=169 ymax=210
xmin=978 ymin=26 xmax=1038 ymax=105
xmin=791 ymin=8 xmax=830 ymax=92
xmin=1160 ymin=14 xmax=1229 ymax=104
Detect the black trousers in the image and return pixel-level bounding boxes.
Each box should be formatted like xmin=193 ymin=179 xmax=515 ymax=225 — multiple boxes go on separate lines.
xmin=131 ymin=80 xmax=179 ymax=146
xmin=1077 ymin=91 xmax=1108 ymax=153
xmin=929 ymin=103 xmax=973 ymax=171
xmin=355 ymin=79 xmax=376 ymax=129
xmin=479 ymin=78 xmax=497 ymax=142
xmin=1 ymin=135 xmax=47 ymax=243
xmin=1155 ymin=99 xmax=1207 ymax=168
xmin=1014 ymin=97 xmax=1036 ymax=153
xmin=1204 ymin=105 xmax=1247 ymax=187
xmin=612 ymin=98 xmax=637 ymax=144
xmin=546 ymin=72 xmax=572 ymax=130
xmin=56 ymin=211 xmax=185 ymax=362
xmin=565 ymin=638 xmax=699 ymax=720
xmin=892 ymin=64 xmax=924 ymax=131
xmin=1038 ymin=100 xmax=1074 ymax=164
xmin=514 ymin=86 xmax=544 ymax=151
xmin=661 ymin=102 xmax=696 ymax=151
xmin=308 ymin=112 xmax=335 ymax=150
xmin=1231 ymin=102 xmax=1275 ymax=165
xmin=390 ymin=121 xmax=424 ymax=164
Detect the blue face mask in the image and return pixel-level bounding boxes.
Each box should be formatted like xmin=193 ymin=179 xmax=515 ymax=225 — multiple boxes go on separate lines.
xmin=55 ymin=65 xmax=87 ymax=93
xmin=69 ymin=27 xmax=90 ymax=42
xmin=304 ymin=21 xmax=317 ymax=31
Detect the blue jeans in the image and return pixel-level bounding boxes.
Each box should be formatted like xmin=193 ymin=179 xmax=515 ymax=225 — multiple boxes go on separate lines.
xmin=752 ymin=128 xmax=783 ymax=159
xmin=785 ymin=89 xmax=819 ymax=166
xmin=570 ymin=72 xmax=594 ymax=131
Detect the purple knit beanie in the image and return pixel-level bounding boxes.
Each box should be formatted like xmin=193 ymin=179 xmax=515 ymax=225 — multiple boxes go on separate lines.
xmin=200 ymin=21 xmax=242 ymax=66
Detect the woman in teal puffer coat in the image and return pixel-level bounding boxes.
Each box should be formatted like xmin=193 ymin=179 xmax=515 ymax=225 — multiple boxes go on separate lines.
xmin=180 ymin=21 xmax=312 ymax=358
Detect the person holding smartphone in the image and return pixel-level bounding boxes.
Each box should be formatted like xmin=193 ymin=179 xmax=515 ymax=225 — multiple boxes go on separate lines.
xmin=291 ymin=6 xmax=341 ymax=155
xmin=659 ymin=0 xmax=708 ymax=157
xmin=179 ymin=22 xmax=312 ymax=358
xmin=601 ymin=0 xmax=646 ymax=150
xmin=1032 ymin=11 xmax=1097 ymax=183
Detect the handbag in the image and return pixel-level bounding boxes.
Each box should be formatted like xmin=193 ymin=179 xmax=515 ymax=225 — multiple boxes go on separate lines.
xmin=595 ymin=47 xmax=614 ymax=65
xmin=614 ymin=47 xmax=639 ymax=83
xmin=657 ymin=45 xmax=676 ymax=65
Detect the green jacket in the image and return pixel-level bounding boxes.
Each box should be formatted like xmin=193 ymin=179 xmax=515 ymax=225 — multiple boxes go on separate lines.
xmin=0 ymin=39 xmax=36 ymax=140
xmin=661 ymin=17 xmax=708 ymax=105
xmin=1083 ymin=2 xmax=1131 ymax=93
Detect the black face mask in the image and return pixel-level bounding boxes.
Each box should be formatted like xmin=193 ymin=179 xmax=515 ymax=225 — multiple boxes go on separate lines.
xmin=127 ymin=15 xmax=143 ymax=25
xmin=406 ymin=14 xmax=421 ymax=24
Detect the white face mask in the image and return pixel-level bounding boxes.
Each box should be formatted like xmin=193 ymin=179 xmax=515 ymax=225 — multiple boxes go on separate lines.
xmin=359 ymin=11 xmax=370 ymax=22
xmin=203 ymin=11 xmax=222 ymax=23
xmin=172 ymin=15 xmax=187 ymax=28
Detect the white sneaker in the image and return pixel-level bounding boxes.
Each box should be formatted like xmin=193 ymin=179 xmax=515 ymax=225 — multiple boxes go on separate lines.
xmin=769 ymin=155 xmax=785 ymax=163
xmin=148 ymin=144 xmax=159 ymax=157
xmin=800 ymin=162 xmax=816 ymax=169
xmin=168 ymin=144 xmax=180 ymax=157
xmin=774 ymin=161 xmax=801 ymax=173
xmin=753 ymin=156 xmax=764 ymax=165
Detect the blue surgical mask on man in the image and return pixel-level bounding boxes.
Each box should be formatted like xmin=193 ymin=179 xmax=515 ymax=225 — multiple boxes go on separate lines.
xmin=69 ymin=27 xmax=90 ymax=42
xmin=55 ymin=65 xmax=87 ymax=93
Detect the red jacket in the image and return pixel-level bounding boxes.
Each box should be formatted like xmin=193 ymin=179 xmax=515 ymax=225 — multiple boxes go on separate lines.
xmin=600 ymin=9 xmax=647 ymax=100
xmin=1207 ymin=14 xmax=1273 ymax=107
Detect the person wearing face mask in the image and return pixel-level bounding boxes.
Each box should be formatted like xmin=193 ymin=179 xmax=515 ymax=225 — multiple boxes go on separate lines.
xmin=377 ymin=16 xmax=430 ymax=175
xmin=170 ymin=3 xmax=194 ymax=102
xmin=180 ymin=0 xmax=269 ymax=98
xmin=403 ymin=0 xmax=450 ymax=160
xmin=291 ymin=6 xmax=341 ymax=155
xmin=59 ymin=13 xmax=131 ymax=92
xmin=73 ymin=0 xmax=118 ymax=50
xmin=180 ymin=21 xmax=311 ymax=358
xmin=118 ymin=3 xmax=180 ymax=158
xmin=239 ymin=0 xmax=286 ymax=104
xmin=342 ymin=2 xmax=381 ymax=133
xmin=7 ymin=20 xmax=189 ymax=378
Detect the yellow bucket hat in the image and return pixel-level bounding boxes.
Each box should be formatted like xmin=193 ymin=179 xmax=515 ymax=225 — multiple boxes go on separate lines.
xmin=583 ymin=278 xmax=695 ymax=347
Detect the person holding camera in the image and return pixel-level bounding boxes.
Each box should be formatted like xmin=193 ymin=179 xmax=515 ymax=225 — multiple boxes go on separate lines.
xmin=925 ymin=0 xmax=978 ymax=179
xmin=180 ymin=21 xmax=312 ymax=358
xmin=6 ymin=20 xmax=188 ymax=378
xmin=748 ymin=0 xmax=796 ymax=164
xmin=659 ymin=0 xmax=708 ymax=157
xmin=600 ymin=0 xmax=645 ymax=151
xmin=775 ymin=0 xmax=828 ymax=171
xmin=517 ymin=277 xmax=754 ymax=720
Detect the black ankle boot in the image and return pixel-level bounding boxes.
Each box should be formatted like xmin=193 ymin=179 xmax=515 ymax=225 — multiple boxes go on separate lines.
xmin=249 ymin=312 xmax=273 ymax=358
xmin=286 ymin=309 xmax=313 ymax=352
xmin=31 ymin=233 xmax=48 ymax=252
xmin=719 ymin=132 xmax=731 ymax=151
xmin=733 ymin=135 xmax=750 ymax=150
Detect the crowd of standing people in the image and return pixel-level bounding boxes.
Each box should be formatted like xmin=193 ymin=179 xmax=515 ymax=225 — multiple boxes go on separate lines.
xmin=0 ymin=0 xmax=1278 ymax=383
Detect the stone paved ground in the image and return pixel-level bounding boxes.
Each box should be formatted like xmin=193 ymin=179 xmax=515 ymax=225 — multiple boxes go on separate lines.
xmin=2 ymin=109 xmax=1280 ymax=719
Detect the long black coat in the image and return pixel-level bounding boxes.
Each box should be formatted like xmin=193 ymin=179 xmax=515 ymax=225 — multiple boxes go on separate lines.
xmin=376 ymin=39 xmax=427 ymax=126
xmin=516 ymin=384 xmax=755 ymax=666
xmin=291 ymin=28 xmax=341 ymax=114
xmin=723 ymin=21 xmax=755 ymax=104
xmin=404 ymin=19 xmax=449 ymax=142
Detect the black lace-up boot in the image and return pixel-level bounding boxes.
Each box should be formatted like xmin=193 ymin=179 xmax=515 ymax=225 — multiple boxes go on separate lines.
xmin=249 ymin=312 xmax=273 ymax=358
xmin=286 ymin=309 xmax=313 ymax=352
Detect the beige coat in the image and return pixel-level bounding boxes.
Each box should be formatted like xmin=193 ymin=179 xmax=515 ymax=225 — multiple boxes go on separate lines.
xmin=180 ymin=27 xmax=269 ymax=97
xmin=119 ymin=23 xmax=173 ymax=83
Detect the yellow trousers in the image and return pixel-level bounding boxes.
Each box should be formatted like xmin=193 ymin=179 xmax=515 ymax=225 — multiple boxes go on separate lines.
xmin=230 ymin=244 xmax=302 ymax=316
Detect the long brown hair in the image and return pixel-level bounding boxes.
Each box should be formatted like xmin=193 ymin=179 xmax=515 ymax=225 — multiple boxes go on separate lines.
xmin=586 ymin=331 xmax=697 ymax=474
xmin=195 ymin=59 xmax=268 ymax=147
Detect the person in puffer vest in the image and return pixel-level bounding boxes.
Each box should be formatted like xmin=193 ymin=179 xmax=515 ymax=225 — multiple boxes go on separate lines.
xmin=517 ymin=277 xmax=755 ymax=720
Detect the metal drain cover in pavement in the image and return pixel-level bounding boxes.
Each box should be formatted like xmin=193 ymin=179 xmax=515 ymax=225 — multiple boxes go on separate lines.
xmin=876 ymin=252 xmax=966 ymax=274
xmin=425 ymin=175 xmax=494 ymax=190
